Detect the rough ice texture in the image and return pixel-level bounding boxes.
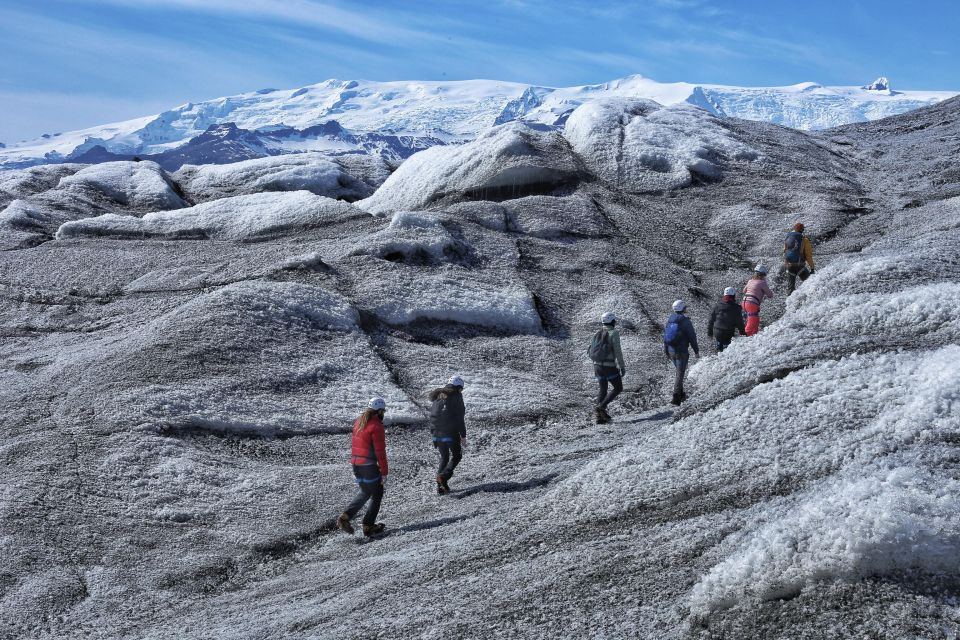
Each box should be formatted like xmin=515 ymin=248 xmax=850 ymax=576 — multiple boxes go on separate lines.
xmin=101 ymin=280 xmax=417 ymax=431
xmin=56 ymin=191 xmax=361 ymax=241
xmin=3 ymin=93 xmax=960 ymax=639
xmin=357 ymin=266 xmax=542 ymax=332
xmin=58 ymin=161 xmax=187 ymax=210
xmin=174 ymin=153 xmax=388 ymax=203
xmin=358 ymin=122 xmax=581 ymax=215
xmin=0 ymin=163 xmax=86 ymax=208
xmin=563 ymin=98 xmax=759 ymax=192
xmin=0 ymin=160 xmax=187 ymax=248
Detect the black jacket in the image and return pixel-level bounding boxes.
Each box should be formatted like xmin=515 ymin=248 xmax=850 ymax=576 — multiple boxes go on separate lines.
xmin=707 ymin=299 xmax=746 ymax=338
xmin=429 ymin=385 xmax=466 ymax=438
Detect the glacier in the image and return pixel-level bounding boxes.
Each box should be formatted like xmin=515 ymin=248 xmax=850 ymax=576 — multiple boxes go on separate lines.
xmin=0 ymin=74 xmax=955 ymax=171
xmin=0 ymin=86 xmax=959 ymax=639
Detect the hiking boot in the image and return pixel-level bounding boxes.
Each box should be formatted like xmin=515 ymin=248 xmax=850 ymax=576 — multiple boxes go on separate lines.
xmin=336 ymin=512 xmax=354 ymax=534
xmin=679 ymin=391 xmax=688 ymax=403
xmin=437 ymin=474 xmax=450 ymax=495
xmin=595 ymin=407 xmax=610 ymax=424
xmin=670 ymin=393 xmax=682 ymax=407
xmin=363 ymin=523 xmax=386 ymax=537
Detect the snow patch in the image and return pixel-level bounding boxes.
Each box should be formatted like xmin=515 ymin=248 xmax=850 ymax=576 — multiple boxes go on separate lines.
xmin=563 ymin=98 xmax=759 ymax=192
xmin=56 ymin=191 xmax=360 ymax=241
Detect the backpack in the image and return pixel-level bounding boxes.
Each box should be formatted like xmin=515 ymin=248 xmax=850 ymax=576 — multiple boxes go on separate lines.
xmin=587 ymin=329 xmax=613 ymax=363
xmin=430 ymin=393 xmax=450 ymax=427
xmin=663 ymin=318 xmax=682 ymax=348
xmin=784 ymin=231 xmax=804 ymax=265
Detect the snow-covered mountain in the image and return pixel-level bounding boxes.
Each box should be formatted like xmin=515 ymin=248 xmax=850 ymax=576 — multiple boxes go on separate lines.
xmin=1 ymin=75 xmax=955 ymax=170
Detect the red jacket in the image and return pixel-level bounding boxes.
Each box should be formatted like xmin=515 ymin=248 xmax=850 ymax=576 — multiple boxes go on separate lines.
xmin=351 ymin=414 xmax=388 ymax=476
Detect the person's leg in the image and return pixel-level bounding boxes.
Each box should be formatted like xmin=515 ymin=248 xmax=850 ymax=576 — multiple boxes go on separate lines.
xmin=797 ymin=266 xmax=810 ymax=284
xmin=672 ymin=356 xmax=689 ymax=399
xmin=436 ymin=441 xmax=451 ymax=476
xmin=362 ymin=483 xmax=383 ymax=527
xmin=441 ymin=439 xmax=463 ymax=481
xmin=595 ymin=373 xmax=609 ymax=407
xmin=786 ymin=268 xmax=797 ymax=295
xmin=344 ymin=484 xmax=371 ymax=520
xmin=600 ymin=374 xmax=622 ymax=409
xmin=716 ymin=331 xmax=733 ymax=352
xmin=743 ymin=302 xmax=760 ymax=336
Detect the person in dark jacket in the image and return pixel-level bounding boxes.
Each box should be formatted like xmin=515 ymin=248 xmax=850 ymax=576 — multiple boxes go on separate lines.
xmin=664 ymin=299 xmax=699 ymax=406
xmin=337 ymin=398 xmax=389 ymax=537
xmin=707 ymin=287 xmax=746 ymax=352
xmin=429 ymin=375 xmax=466 ymax=495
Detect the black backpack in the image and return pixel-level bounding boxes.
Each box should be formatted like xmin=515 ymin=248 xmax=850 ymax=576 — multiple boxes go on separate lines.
xmin=587 ymin=329 xmax=614 ymax=363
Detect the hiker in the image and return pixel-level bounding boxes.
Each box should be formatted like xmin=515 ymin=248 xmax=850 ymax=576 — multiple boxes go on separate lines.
xmin=742 ymin=264 xmax=774 ymax=336
xmin=588 ymin=312 xmax=626 ymax=424
xmin=337 ymin=398 xmax=388 ymax=537
xmin=707 ymin=287 xmax=746 ymax=352
xmin=664 ymin=300 xmax=699 ymax=406
xmin=429 ymin=375 xmax=467 ymax=495
xmin=784 ymin=222 xmax=815 ymax=294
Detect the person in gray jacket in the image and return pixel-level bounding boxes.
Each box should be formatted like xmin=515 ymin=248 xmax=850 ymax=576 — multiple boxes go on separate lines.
xmin=587 ymin=311 xmax=626 ymax=424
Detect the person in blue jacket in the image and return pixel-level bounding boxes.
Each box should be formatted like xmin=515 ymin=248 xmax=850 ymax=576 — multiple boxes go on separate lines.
xmin=664 ymin=299 xmax=699 ymax=406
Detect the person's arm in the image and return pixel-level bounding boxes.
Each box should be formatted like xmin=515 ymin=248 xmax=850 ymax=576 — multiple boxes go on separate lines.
xmin=457 ymin=397 xmax=467 ymax=440
xmin=804 ymin=237 xmax=815 ymax=271
xmin=736 ymin=305 xmax=747 ymax=335
xmin=612 ymin=330 xmax=626 ymax=372
xmin=707 ymin=307 xmax=716 ymax=337
xmin=373 ymin=423 xmax=388 ymax=477
xmin=684 ymin=318 xmax=699 ymax=356
xmin=763 ymin=280 xmax=774 ymax=300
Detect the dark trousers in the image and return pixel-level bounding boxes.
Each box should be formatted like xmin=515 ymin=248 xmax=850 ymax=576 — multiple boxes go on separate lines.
xmin=786 ymin=265 xmax=810 ymax=294
xmin=435 ymin=438 xmax=462 ymax=481
xmin=715 ymin=331 xmax=734 ymax=352
xmin=344 ymin=464 xmax=383 ymax=526
xmin=672 ymin=355 xmax=689 ymax=398
xmin=594 ymin=365 xmax=623 ymax=409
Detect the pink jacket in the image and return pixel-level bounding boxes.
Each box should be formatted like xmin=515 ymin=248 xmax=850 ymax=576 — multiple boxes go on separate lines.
xmin=743 ymin=278 xmax=774 ymax=306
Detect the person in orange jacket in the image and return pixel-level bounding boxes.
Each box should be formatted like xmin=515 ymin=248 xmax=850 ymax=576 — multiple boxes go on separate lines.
xmin=337 ymin=398 xmax=388 ymax=537
xmin=784 ymin=222 xmax=815 ymax=294
xmin=742 ymin=264 xmax=774 ymax=336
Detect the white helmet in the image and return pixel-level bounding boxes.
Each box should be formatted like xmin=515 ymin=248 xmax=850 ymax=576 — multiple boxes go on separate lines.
xmin=600 ymin=311 xmax=616 ymax=325
xmin=754 ymin=264 xmax=769 ymax=275
xmin=368 ymin=397 xmax=386 ymax=410
xmin=672 ymin=299 xmax=687 ymax=312
xmin=448 ymin=374 xmax=464 ymax=388
xmin=724 ymin=287 xmax=737 ymax=296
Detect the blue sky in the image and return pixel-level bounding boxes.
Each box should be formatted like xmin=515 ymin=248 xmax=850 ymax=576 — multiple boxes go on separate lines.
xmin=2 ymin=0 xmax=958 ymax=142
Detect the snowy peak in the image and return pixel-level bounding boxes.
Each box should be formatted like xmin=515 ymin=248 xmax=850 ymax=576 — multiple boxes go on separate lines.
xmin=0 ymin=74 xmax=956 ymax=170
xmin=863 ymin=76 xmax=891 ymax=92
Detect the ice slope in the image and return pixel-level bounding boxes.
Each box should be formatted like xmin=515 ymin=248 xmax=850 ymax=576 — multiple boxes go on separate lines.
xmin=2 ymin=74 xmax=955 ymax=169
xmin=0 ymin=95 xmax=959 ymax=638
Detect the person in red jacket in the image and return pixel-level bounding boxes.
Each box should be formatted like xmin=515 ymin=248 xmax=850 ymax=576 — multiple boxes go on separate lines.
xmin=337 ymin=398 xmax=389 ymax=537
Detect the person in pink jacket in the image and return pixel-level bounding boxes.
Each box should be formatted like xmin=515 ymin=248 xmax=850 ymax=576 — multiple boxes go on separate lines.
xmin=742 ymin=264 xmax=774 ymax=336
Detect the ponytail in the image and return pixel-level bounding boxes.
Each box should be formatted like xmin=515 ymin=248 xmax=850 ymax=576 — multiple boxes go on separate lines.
xmin=355 ymin=408 xmax=383 ymax=433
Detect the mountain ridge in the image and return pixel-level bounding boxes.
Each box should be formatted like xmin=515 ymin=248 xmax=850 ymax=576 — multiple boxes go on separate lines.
xmin=1 ymin=74 xmax=956 ymax=170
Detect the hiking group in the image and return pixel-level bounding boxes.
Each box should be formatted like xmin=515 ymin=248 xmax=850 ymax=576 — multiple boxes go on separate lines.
xmin=336 ymin=225 xmax=814 ymax=536
xmin=590 ymin=223 xmax=815 ymax=421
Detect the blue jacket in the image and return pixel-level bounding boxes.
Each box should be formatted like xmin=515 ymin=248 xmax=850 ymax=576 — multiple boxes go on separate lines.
xmin=665 ymin=313 xmax=699 ymax=357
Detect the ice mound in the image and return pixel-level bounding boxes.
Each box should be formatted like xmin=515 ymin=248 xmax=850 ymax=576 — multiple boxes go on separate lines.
xmin=58 ymin=161 xmax=187 ymax=210
xmin=56 ymin=191 xmax=361 ymax=241
xmin=0 ymin=163 xmax=85 ymax=208
xmin=564 ymin=98 xmax=759 ymax=192
xmin=357 ymin=267 xmax=542 ymax=332
xmin=174 ymin=154 xmax=384 ymax=203
xmin=359 ymin=122 xmax=581 ymax=215
xmin=93 ymin=281 xmax=418 ymax=429
xmin=690 ymin=463 xmax=960 ymax=615
xmin=0 ymin=160 xmax=187 ymax=248
xmin=348 ymin=211 xmax=463 ymax=263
